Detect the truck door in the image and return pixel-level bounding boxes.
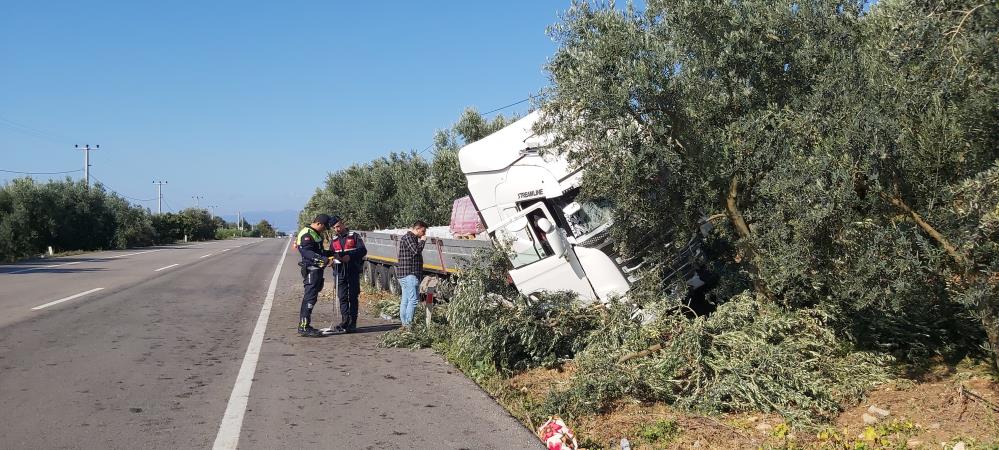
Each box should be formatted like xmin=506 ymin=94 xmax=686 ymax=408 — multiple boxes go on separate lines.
xmin=490 ymin=202 xmax=598 ymax=301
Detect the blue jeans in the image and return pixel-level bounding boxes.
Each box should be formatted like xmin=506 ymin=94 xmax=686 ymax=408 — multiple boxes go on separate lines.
xmin=398 ymin=274 xmax=421 ymax=326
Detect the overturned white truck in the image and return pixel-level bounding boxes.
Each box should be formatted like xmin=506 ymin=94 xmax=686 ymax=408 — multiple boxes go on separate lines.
xmin=359 ymin=111 xmax=706 ymax=303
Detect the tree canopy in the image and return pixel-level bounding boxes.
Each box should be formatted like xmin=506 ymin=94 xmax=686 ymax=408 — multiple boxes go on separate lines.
xmin=299 ymin=108 xmax=514 ymax=231
xmin=538 ymin=0 xmax=997 ymax=366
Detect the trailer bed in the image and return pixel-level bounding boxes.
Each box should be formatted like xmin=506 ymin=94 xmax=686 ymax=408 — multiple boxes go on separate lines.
xmin=359 ymin=230 xmax=492 ymax=275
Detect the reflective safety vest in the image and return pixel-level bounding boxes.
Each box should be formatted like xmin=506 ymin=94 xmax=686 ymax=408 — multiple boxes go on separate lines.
xmin=296 ymin=227 xmax=323 ymax=246
xmin=330 ymin=232 xmax=359 ymax=254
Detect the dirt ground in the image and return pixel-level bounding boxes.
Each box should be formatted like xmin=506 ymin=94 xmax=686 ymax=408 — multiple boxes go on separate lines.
xmin=505 ymin=365 xmax=999 ymax=449
xmin=833 ymin=376 xmax=998 ymax=448
xmin=356 ymin=288 xmax=998 ymax=449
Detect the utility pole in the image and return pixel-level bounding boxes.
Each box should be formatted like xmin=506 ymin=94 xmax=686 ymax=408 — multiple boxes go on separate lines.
xmin=74 ymin=144 xmax=99 ymax=187
xmin=207 ymin=205 xmax=218 ymax=220
xmin=153 ymin=181 xmax=167 ymax=214
xmin=192 ymin=195 xmax=203 ymax=208
xmin=237 ymin=211 xmax=242 ymax=236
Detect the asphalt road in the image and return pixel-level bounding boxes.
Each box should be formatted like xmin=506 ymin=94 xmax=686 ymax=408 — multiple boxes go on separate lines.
xmin=0 ymin=238 xmax=540 ymax=449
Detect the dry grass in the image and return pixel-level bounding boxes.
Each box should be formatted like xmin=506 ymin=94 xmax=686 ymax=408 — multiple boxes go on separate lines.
xmin=489 ymin=364 xmax=999 ymax=449
xmin=833 ymin=375 xmax=999 ymax=448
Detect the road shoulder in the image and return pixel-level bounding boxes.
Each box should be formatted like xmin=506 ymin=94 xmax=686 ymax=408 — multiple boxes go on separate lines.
xmin=239 ymin=258 xmax=541 ymax=449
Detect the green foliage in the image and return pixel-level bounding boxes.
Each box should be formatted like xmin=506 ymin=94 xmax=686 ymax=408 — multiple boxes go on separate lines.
xmin=300 ymin=108 xmax=514 ymax=230
xmin=253 ymin=219 xmax=277 ymax=238
xmin=214 ymin=228 xmax=244 ymax=240
xmin=0 ymin=177 xmax=158 ymax=261
xmin=382 ymin=248 xmax=602 ymax=382
xmin=384 ymin=251 xmax=889 ymax=424
xmin=151 ymin=208 xmax=217 ymax=241
xmin=539 ymin=0 xmax=999 ymax=366
xmin=372 ymin=295 xmax=401 ymax=320
xmin=367 ymin=0 xmax=998 ymax=428
xmin=539 ymin=294 xmax=890 ymax=424
xmin=816 ymin=419 xmax=919 ymax=449
xmin=635 ymin=419 xmax=681 ymax=447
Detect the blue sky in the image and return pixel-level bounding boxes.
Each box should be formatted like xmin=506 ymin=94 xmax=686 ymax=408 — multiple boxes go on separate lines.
xmin=1 ymin=1 xmax=564 ymax=229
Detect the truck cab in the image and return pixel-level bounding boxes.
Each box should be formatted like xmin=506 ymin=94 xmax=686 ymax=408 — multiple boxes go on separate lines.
xmin=459 ymin=111 xmax=639 ymax=303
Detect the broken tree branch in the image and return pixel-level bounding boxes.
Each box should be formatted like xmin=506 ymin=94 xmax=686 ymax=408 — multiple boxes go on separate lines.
xmin=883 ymin=193 xmax=970 ymax=268
xmin=726 ymin=175 xmax=776 ymax=302
xmin=618 ymin=343 xmax=664 ymax=364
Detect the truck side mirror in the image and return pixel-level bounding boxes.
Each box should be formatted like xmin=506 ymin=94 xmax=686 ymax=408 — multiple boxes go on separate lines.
xmin=535 ymin=217 xmax=554 ymax=233
xmin=536 ymin=218 xmax=567 ymax=258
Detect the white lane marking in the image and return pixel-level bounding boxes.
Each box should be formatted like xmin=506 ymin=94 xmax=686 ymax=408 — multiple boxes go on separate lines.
xmin=213 ymin=242 xmax=290 ymax=450
xmin=8 ymin=248 xmax=165 ymax=274
xmin=200 ymin=254 xmax=214 ymax=259
xmin=10 ymin=261 xmax=82 ymax=274
xmin=153 ymin=264 xmax=179 ymax=272
xmin=32 ymin=288 xmax=105 ymax=311
xmin=110 ymin=249 xmax=162 ymax=259
xmin=221 ymin=248 xmax=231 ymax=252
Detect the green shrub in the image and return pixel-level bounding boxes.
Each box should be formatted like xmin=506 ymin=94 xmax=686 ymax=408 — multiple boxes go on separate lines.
xmin=382 ymin=249 xmax=602 ymax=381
xmin=540 ymin=293 xmax=891 ymax=424
xmin=0 ymin=177 xmax=157 ymax=261
xmin=636 ymin=419 xmax=681 ymax=446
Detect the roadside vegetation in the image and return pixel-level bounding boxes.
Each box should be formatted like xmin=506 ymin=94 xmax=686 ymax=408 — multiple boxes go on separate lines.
xmin=311 ymin=0 xmax=998 ymax=446
xmin=0 ymin=177 xmax=276 ymax=262
xmin=299 ymin=108 xmax=513 ymax=230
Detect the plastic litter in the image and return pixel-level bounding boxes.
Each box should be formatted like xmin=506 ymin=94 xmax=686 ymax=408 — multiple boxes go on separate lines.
xmin=537 ymin=416 xmax=578 ymax=450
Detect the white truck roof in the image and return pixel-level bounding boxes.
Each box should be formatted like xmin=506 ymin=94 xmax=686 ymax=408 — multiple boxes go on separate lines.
xmin=458 ymin=110 xmax=550 ymax=174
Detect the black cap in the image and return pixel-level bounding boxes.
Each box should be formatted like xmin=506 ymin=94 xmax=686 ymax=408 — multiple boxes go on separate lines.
xmin=313 ymin=213 xmax=331 ymax=225
xmin=327 ymin=215 xmax=341 ymax=227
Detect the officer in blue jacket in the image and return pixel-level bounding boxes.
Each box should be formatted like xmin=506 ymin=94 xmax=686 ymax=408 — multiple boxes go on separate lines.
xmin=295 ymin=214 xmax=337 ymax=337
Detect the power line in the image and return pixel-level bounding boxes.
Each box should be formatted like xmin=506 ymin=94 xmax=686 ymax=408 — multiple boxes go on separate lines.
xmin=0 ymin=168 xmax=83 ymax=175
xmin=416 ymin=96 xmax=533 ymax=156
xmin=162 ymin=197 xmax=176 ymax=213
xmin=0 ymin=116 xmax=77 ymax=143
xmin=90 ymin=174 xmax=157 ymax=202
xmin=481 ymin=97 xmax=531 ymax=116
xmin=74 ymin=144 xmax=99 ymax=188
xmin=154 ymin=180 xmax=168 ymax=215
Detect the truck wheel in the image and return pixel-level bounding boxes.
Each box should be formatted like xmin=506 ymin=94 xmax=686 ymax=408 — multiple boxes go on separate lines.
xmin=388 ymin=274 xmax=401 ymax=295
xmin=362 ymin=261 xmax=375 ymax=287
xmin=378 ymin=264 xmax=392 ymax=291
xmin=373 ymin=265 xmax=387 ymax=291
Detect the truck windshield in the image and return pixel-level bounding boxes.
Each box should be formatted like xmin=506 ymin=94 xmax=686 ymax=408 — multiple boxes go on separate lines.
xmin=552 ymin=190 xmax=613 ymax=239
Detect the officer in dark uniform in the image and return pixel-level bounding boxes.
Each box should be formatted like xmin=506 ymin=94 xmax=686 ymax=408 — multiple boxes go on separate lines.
xmin=329 ymin=217 xmax=367 ymax=333
xmin=296 ymin=213 xmax=337 ymax=337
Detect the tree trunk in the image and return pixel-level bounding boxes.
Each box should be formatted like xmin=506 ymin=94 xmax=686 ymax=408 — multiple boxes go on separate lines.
xmin=725 ymin=175 xmax=775 ymax=302
xmin=884 ymin=193 xmax=969 ymax=268
xmin=618 ymin=343 xmax=663 ymax=364
xmin=982 ymin=301 xmax=999 ymax=373
xmin=884 ymin=193 xmax=996 ymax=371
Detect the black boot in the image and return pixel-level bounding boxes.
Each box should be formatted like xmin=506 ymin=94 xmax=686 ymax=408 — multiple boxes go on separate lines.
xmin=298 ymin=320 xmax=324 ymax=338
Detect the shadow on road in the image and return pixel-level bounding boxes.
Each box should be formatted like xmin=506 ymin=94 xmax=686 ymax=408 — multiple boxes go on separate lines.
xmin=0 ymin=258 xmax=110 ymax=274
xmin=348 ymin=323 xmax=399 ymax=334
